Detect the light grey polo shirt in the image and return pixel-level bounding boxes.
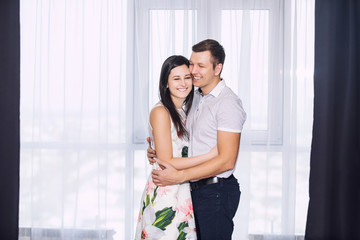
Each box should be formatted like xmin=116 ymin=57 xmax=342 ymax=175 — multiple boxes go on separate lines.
xmin=187 ymin=80 xmax=246 ymax=178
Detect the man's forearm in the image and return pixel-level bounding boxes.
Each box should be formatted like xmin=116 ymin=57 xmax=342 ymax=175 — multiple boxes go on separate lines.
xmin=169 ymin=147 xmax=217 ymax=170
xmin=180 ymin=155 xmax=236 ymax=182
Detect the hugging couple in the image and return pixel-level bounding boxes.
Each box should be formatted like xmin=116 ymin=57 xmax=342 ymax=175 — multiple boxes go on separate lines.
xmin=135 ymin=39 xmax=246 ymax=240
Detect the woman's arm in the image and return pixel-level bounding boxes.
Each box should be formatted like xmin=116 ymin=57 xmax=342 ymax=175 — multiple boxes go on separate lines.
xmin=150 ymin=106 xmax=174 ymax=163
xmin=165 ymin=146 xmax=218 ymax=170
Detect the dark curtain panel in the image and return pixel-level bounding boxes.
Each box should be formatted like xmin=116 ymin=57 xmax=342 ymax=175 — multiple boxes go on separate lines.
xmin=0 ymin=0 xmax=20 ymax=239
xmin=305 ymin=0 xmax=360 ymax=239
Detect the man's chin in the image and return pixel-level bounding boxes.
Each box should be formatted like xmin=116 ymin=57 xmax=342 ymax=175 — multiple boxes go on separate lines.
xmin=193 ymin=82 xmax=201 ymax=87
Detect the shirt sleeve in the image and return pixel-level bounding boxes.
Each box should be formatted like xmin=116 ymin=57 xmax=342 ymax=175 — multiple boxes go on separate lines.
xmin=216 ymin=96 xmax=246 ymax=133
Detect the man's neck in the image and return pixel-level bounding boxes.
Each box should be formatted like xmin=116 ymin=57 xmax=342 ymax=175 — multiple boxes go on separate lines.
xmin=200 ymin=77 xmax=221 ymax=95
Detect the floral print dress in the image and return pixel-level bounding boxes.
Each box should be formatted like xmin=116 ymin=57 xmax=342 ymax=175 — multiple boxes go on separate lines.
xmin=135 ymin=102 xmax=196 ymax=240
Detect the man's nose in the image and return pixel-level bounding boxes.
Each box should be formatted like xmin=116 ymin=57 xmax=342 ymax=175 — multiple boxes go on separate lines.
xmin=190 ymin=65 xmax=197 ymax=74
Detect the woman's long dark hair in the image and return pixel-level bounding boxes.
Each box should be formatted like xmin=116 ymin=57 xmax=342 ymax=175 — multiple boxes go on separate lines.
xmin=159 ymin=55 xmax=194 ymax=139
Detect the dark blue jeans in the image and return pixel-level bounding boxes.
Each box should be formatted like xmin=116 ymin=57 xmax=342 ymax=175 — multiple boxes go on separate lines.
xmin=190 ymin=175 xmax=241 ymax=240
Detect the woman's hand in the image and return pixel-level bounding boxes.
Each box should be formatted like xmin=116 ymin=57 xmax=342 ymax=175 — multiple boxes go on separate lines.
xmin=147 ymin=137 xmax=157 ymax=165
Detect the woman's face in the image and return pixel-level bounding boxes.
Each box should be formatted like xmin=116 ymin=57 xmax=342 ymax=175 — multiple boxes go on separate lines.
xmin=167 ymin=64 xmax=192 ymax=107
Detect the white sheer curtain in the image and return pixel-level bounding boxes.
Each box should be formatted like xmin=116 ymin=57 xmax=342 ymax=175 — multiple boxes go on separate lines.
xmin=19 ymin=0 xmax=314 ymax=239
xmin=19 ymin=0 xmax=128 ymax=239
xmin=224 ymin=1 xmax=314 ymax=238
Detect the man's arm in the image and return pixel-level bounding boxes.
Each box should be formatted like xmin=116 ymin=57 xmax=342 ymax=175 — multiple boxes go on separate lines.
xmin=152 ymin=130 xmax=241 ymax=186
xmin=147 ymin=140 xmax=218 ymax=170
xmin=147 ymin=129 xmax=218 ymax=169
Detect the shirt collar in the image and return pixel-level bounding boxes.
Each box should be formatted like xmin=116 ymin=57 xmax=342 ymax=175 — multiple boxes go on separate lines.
xmin=209 ymin=79 xmax=225 ymax=97
xmin=195 ymin=79 xmax=226 ymax=97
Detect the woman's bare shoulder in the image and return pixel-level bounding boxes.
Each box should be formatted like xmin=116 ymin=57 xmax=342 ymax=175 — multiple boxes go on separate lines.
xmin=150 ymin=105 xmax=171 ymax=127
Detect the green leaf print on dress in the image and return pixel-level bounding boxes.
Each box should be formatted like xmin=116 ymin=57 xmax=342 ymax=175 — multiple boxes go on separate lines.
xmin=151 ymin=186 xmax=158 ymax=204
xmin=177 ymin=221 xmax=189 ymax=240
xmin=181 ymin=146 xmax=188 ymax=158
xmin=152 ymin=207 xmax=176 ymax=231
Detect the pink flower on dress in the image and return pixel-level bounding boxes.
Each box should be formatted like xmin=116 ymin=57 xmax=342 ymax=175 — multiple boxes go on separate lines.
xmin=157 ymin=186 xmax=171 ymax=197
xmin=137 ymin=210 xmax=142 ymax=222
xmin=146 ymin=180 xmax=156 ymax=194
xmin=179 ymin=198 xmax=194 ymax=222
xmin=141 ymin=229 xmax=148 ymax=239
xmin=173 ymin=206 xmax=179 ymax=213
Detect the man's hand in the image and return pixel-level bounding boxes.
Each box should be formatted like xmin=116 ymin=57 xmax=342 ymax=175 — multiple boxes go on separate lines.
xmin=152 ymin=159 xmax=184 ymax=186
xmin=147 ymin=137 xmax=156 ymax=165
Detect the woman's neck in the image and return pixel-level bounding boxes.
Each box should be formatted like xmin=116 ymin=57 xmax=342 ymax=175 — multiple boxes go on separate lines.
xmin=171 ymin=96 xmax=185 ymax=109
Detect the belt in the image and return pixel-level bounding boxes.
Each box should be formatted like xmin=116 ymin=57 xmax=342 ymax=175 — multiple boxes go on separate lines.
xmin=190 ymin=174 xmax=234 ymax=191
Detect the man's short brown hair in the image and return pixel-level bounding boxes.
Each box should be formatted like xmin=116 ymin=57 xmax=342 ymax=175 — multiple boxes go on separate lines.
xmin=192 ymin=39 xmax=225 ymax=69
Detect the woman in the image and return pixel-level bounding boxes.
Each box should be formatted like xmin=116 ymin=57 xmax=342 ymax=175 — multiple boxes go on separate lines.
xmin=134 ymin=55 xmax=217 ymax=240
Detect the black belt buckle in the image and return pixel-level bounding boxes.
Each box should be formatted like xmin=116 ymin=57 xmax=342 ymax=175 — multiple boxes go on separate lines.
xmin=190 ymin=176 xmax=220 ymax=191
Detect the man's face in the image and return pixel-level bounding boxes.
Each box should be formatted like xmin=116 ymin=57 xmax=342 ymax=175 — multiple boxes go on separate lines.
xmin=189 ymin=50 xmax=221 ymax=94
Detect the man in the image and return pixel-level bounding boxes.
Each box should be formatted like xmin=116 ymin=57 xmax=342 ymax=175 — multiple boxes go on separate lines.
xmin=149 ymin=39 xmax=246 ymax=239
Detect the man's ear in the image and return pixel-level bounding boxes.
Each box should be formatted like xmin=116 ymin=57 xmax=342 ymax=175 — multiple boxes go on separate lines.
xmin=215 ymin=63 xmax=223 ymax=76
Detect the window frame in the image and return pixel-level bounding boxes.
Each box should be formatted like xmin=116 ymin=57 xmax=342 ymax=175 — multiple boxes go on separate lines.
xmin=137 ymin=0 xmax=285 ymax=146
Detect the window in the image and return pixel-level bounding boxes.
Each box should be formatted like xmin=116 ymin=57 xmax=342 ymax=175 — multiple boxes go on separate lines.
xmin=134 ymin=0 xmax=313 ymax=238
xmin=137 ymin=0 xmax=284 ymax=145
xmin=20 ymin=0 xmax=314 ymax=239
